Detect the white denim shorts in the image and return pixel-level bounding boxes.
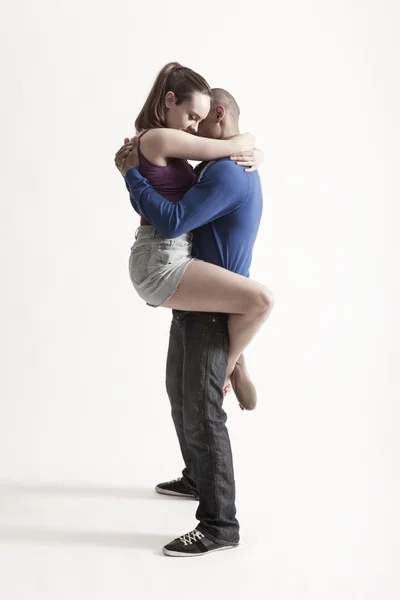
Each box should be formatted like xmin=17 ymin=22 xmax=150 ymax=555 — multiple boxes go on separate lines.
xmin=128 ymin=226 xmax=195 ymax=307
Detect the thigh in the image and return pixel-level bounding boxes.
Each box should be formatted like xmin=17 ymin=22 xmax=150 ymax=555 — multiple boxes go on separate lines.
xmin=161 ymin=259 xmax=269 ymax=314
xmin=181 ymin=313 xmax=229 ymax=423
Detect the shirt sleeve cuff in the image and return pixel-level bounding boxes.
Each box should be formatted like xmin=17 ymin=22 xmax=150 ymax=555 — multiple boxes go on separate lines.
xmin=124 ymin=167 xmax=144 ymax=186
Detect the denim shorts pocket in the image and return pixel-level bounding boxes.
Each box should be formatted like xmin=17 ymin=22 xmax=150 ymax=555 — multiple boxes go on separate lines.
xmin=173 ymin=238 xmax=191 ymax=249
xmin=129 ymin=244 xmax=152 ymax=285
xmin=158 ymin=244 xmax=174 ymax=266
xmin=157 ymin=239 xmax=191 ymax=266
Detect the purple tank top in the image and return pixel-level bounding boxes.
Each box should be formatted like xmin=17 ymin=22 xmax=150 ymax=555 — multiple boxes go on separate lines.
xmin=137 ymin=134 xmax=197 ymax=226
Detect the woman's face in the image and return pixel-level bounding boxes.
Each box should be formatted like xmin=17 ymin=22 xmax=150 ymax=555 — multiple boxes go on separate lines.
xmin=165 ymin=91 xmax=211 ymax=133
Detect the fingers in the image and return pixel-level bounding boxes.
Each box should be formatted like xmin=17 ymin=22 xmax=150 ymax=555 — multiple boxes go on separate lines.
xmin=234 ymin=161 xmax=256 ymax=172
xmin=230 ymin=151 xmax=253 ymax=161
xmin=117 ymin=139 xmax=134 ymax=155
xmin=115 ymin=137 xmax=136 ymax=158
xmin=115 ymin=144 xmax=133 ymax=162
xmin=116 ymin=147 xmax=131 ymax=160
xmin=114 ymin=156 xmax=125 ymax=170
xmin=230 ymin=156 xmax=257 ymax=172
xmin=120 ymin=141 xmax=133 ymax=152
xmin=115 ymin=137 xmax=139 ymax=173
xmin=230 ymin=151 xmax=256 ymax=171
xmin=114 ymin=148 xmax=130 ymax=172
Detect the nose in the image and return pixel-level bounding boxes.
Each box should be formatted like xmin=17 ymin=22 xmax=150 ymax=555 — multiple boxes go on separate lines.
xmin=187 ymin=123 xmax=198 ymax=134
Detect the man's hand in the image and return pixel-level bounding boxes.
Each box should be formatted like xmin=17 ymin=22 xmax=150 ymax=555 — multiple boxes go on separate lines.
xmin=114 ymin=137 xmax=140 ymax=176
xmin=230 ymin=148 xmax=264 ymax=172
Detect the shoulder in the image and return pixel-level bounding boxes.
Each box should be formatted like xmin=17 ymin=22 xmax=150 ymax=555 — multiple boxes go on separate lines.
xmin=140 ymin=128 xmax=183 ymax=143
xmin=140 ymin=128 xmax=188 ymax=155
xmin=139 ymin=128 xmax=180 ymax=163
xmin=139 ymin=128 xmax=174 ymax=146
xmin=200 ymin=159 xmax=249 ymax=190
xmin=206 ymin=158 xmax=247 ymax=176
xmin=139 ymin=128 xmax=164 ymax=144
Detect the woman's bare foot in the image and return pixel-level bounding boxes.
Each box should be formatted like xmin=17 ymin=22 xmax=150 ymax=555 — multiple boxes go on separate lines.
xmin=230 ymin=354 xmax=257 ymax=410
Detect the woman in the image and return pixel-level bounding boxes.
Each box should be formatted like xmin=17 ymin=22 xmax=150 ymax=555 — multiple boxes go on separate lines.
xmin=117 ymin=62 xmax=274 ymax=410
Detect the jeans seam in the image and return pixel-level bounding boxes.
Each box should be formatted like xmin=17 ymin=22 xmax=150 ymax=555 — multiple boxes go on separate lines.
xmin=181 ymin=319 xmax=197 ymax=486
xmin=166 ymin=319 xmax=193 ymax=483
xmin=199 ymin=333 xmax=219 ymax=531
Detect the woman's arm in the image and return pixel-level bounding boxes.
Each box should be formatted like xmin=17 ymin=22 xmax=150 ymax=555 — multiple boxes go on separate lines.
xmin=141 ymin=128 xmax=255 ymax=162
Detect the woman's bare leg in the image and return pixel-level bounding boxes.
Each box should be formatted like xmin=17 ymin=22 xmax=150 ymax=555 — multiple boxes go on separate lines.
xmin=161 ymin=260 xmax=274 ymax=401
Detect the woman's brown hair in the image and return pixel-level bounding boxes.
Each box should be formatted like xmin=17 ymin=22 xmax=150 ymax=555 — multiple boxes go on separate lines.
xmin=135 ymin=62 xmax=211 ymax=131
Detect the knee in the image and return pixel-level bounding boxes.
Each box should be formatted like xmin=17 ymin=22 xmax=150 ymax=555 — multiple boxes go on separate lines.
xmin=252 ymin=285 xmax=274 ymax=316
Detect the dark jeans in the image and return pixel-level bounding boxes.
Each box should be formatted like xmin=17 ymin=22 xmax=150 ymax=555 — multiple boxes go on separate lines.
xmin=165 ymin=309 xmax=240 ymax=545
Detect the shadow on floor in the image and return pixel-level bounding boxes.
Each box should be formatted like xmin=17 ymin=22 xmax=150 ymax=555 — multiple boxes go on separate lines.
xmin=0 ymin=524 xmax=169 ymax=550
xmin=0 ymin=478 xmax=195 ymax=501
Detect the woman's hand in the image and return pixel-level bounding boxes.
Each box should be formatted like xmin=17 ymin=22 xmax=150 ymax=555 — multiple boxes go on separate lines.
xmin=230 ymin=148 xmax=264 ymax=172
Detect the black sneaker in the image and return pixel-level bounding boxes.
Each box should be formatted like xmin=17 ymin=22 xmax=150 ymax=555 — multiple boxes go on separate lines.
xmin=163 ymin=528 xmax=237 ymax=557
xmin=155 ymin=477 xmax=197 ymax=499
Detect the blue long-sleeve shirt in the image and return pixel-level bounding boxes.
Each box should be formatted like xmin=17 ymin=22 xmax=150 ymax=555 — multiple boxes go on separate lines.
xmin=125 ymin=158 xmax=263 ymax=277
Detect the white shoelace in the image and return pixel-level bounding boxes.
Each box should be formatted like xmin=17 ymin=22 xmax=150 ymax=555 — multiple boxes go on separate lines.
xmin=179 ymin=529 xmax=205 ymax=546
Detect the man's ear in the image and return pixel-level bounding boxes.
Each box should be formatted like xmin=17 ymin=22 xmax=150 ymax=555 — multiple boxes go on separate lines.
xmin=215 ymin=104 xmax=225 ymax=122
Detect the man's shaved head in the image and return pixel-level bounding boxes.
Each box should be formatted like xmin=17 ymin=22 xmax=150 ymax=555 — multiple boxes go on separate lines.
xmin=197 ymin=87 xmax=241 ymax=139
xmin=211 ymin=88 xmax=240 ymax=120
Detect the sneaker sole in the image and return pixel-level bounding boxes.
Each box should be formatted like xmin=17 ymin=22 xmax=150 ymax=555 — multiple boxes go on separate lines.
xmin=163 ymin=545 xmax=236 ymax=557
xmin=155 ymin=485 xmax=196 ymax=499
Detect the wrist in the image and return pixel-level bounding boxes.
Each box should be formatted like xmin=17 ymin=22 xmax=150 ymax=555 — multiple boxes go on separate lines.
xmin=124 ymin=167 xmax=137 ymax=178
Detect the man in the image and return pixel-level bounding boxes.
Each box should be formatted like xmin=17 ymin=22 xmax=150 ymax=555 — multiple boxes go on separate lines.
xmin=115 ymin=89 xmax=273 ymax=557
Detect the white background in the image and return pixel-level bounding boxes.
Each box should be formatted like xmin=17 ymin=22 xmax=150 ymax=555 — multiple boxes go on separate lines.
xmin=0 ymin=0 xmax=399 ymax=598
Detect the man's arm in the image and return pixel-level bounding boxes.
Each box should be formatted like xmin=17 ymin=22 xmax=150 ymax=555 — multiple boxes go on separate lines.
xmin=125 ymin=161 xmax=249 ymax=238
xmin=124 ymin=179 xmax=141 ymax=215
